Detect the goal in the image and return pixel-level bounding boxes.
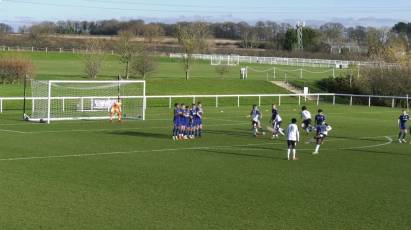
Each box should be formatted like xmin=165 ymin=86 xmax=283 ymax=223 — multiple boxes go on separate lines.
xmin=27 ymin=80 xmax=146 ymax=123
xmin=211 ymin=55 xmax=240 ymax=66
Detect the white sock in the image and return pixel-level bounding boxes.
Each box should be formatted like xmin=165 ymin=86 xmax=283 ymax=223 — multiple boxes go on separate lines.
xmin=292 ymin=149 xmax=296 ymax=159
xmin=279 ymin=129 xmax=285 ymax=136
xmin=315 ymin=145 xmax=320 ymax=153
xmin=287 ymin=149 xmax=291 ymax=160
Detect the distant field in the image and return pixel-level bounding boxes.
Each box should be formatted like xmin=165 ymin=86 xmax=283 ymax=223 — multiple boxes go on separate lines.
xmin=0 ymin=51 xmax=347 ymax=97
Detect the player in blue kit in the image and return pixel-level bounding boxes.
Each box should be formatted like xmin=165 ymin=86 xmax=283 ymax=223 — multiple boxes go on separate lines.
xmin=177 ymin=104 xmax=186 ymax=140
xmin=182 ymin=105 xmax=191 ymax=139
xmin=269 ymin=105 xmax=284 ymax=139
xmin=313 ymin=122 xmax=332 ymax=155
xmin=177 ymin=104 xmax=187 ymax=140
xmin=188 ymin=104 xmax=197 ymax=139
xmin=195 ymin=102 xmax=204 ymax=138
xmin=271 ymin=104 xmax=278 ymax=122
xmin=315 ymin=109 xmax=326 ymax=125
xmin=172 ymin=103 xmax=181 ymax=140
xmin=398 ymin=110 xmax=409 ymax=143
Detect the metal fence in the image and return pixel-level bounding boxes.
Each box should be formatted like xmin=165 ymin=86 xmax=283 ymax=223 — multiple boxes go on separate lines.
xmin=1 ymin=93 xmax=409 ymax=113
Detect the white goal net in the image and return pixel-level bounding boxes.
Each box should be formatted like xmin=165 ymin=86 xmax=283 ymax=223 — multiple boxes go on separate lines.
xmin=211 ymin=55 xmax=240 ymax=66
xmin=28 ymin=80 xmax=146 ymax=123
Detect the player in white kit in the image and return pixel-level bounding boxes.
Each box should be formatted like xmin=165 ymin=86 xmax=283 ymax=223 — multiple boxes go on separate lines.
xmin=301 ymin=106 xmax=312 ymax=133
xmin=286 ymin=118 xmax=300 ymax=160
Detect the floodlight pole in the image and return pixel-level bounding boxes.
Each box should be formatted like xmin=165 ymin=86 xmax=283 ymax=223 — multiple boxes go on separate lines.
xmin=296 ymin=21 xmax=305 ymax=51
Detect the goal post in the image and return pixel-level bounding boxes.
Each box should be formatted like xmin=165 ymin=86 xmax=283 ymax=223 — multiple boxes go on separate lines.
xmin=28 ymin=80 xmax=146 ymax=123
xmin=211 ymin=55 xmax=240 ymax=66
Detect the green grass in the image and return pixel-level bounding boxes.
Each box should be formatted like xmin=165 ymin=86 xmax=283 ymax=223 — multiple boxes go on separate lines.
xmin=0 ymin=51 xmax=410 ymax=229
xmin=0 ymin=103 xmax=410 ymax=230
xmin=0 ymin=51 xmax=348 ymax=96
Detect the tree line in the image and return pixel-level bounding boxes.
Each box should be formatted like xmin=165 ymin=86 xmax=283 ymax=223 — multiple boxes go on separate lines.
xmin=1 ymin=20 xmax=409 ymax=53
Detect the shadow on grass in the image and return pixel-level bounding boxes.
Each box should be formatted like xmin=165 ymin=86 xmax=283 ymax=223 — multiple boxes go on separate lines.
xmin=205 ymin=129 xmax=253 ymax=138
xmin=108 ymin=130 xmax=170 ymax=139
xmin=329 ymin=135 xmax=388 ymax=142
xmin=346 ymin=148 xmax=411 ymax=157
xmin=198 ymin=145 xmax=285 ymax=160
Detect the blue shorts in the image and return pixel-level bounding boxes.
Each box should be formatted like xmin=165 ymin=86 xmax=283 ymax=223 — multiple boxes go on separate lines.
xmin=174 ymin=118 xmax=180 ymax=127
xmin=183 ymin=118 xmax=190 ymax=127
xmin=400 ymin=124 xmax=407 ymax=130
xmin=195 ymin=118 xmax=202 ymax=126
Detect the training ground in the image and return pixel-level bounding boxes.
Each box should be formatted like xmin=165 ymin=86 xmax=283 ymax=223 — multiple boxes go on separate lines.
xmin=0 ymin=51 xmax=410 ymax=229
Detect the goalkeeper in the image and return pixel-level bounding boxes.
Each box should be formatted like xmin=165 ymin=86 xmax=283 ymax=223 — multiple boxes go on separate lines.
xmin=110 ymin=100 xmax=123 ymax=122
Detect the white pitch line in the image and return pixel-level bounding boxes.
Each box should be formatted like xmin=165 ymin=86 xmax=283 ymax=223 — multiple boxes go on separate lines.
xmin=0 ymin=136 xmax=395 ymax=162
xmin=340 ymin=136 xmax=393 ymax=150
xmin=211 ymin=136 xmax=394 ymax=152
xmin=0 ymin=129 xmax=28 ymax=134
xmin=293 ymin=136 xmax=393 ymax=151
xmin=0 ymin=142 xmax=278 ymax=162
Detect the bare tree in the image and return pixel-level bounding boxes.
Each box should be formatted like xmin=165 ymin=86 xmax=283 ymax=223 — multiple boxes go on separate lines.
xmin=143 ymin=24 xmax=164 ymax=43
xmin=28 ymin=22 xmax=56 ymax=47
xmin=238 ymin=22 xmax=258 ymax=48
xmin=131 ymin=45 xmax=156 ymax=79
xmin=320 ymin=23 xmax=344 ymax=43
xmin=366 ymin=28 xmax=387 ymax=63
xmin=0 ymin=23 xmax=13 ymax=37
xmin=386 ymin=34 xmax=408 ymax=64
xmin=0 ymin=57 xmax=35 ymax=84
xmin=83 ymin=39 xmax=104 ymax=79
xmin=176 ymin=22 xmax=210 ymax=80
xmin=117 ymin=30 xmax=137 ymax=79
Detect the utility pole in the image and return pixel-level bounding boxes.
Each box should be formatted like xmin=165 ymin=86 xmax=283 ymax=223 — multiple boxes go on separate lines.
xmin=296 ymin=21 xmax=305 ymax=51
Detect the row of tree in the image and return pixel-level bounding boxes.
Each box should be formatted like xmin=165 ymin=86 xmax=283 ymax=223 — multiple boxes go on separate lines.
xmin=0 ymin=23 xmax=13 ymax=35
xmin=83 ymin=32 xmax=156 ymax=80
xmin=2 ymin=20 xmax=409 ymax=53
xmin=317 ymin=45 xmax=411 ymax=101
xmin=83 ymin=22 xmax=209 ymax=80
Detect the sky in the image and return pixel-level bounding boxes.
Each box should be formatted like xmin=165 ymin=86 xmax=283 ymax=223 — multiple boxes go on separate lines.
xmin=0 ymin=0 xmax=411 ymax=27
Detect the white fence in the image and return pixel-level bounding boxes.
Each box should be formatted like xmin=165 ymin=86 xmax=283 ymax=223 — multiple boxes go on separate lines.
xmin=0 ymin=45 xmax=116 ymax=55
xmin=0 ymin=45 xmax=399 ymax=68
xmin=169 ymin=53 xmax=400 ymax=68
xmin=1 ymin=93 xmax=409 ymax=113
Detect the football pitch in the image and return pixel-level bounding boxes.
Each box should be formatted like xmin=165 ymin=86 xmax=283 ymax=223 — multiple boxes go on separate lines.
xmin=0 ymin=103 xmax=410 ymax=230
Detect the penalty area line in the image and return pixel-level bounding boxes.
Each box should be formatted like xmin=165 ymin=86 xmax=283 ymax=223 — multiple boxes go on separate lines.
xmin=0 ymin=129 xmax=28 ymax=134
xmin=0 ymin=142 xmax=279 ymax=162
xmin=0 ymin=136 xmax=394 ymax=162
xmin=221 ymin=136 xmax=394 ymax=152
xmin=288 ymin=136 xmax=393 ymax=151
